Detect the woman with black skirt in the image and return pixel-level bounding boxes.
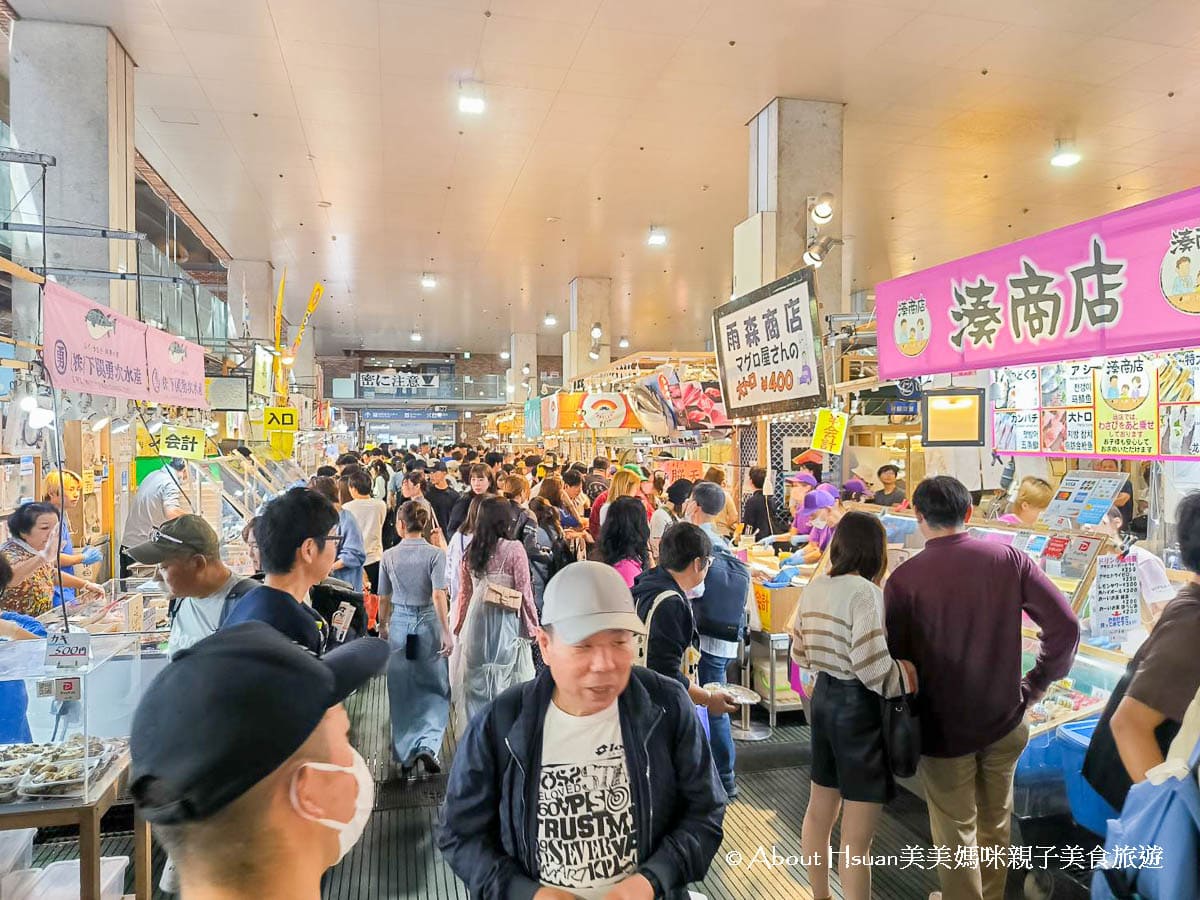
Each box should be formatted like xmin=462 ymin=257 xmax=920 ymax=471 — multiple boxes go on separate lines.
xmin=789 ymin=511 xmax=918 ymax=900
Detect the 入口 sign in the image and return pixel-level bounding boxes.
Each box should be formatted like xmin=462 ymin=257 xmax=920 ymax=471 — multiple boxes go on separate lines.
xmin=264 ymin=406 xmax=298 ymax=432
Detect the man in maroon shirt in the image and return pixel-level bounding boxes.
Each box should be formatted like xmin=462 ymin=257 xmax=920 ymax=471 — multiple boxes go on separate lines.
xmin=884 ymin=476 xmax=1079 ymax=900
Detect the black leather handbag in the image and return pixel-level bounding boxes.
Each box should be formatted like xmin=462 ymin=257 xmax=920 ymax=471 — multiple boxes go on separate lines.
xmin=881 ymin=693 xmax=921 ymax=778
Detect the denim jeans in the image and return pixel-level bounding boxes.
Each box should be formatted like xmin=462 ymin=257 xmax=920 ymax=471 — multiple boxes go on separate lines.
xmin=386 ymin=605 xmax=450 ymax=766
xmin=699 ymin=650 xmax=736 ymax=792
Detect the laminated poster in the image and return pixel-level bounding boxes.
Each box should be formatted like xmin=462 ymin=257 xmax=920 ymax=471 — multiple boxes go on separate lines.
xmin=1093 ymin=556 xmax=1140 ymax=637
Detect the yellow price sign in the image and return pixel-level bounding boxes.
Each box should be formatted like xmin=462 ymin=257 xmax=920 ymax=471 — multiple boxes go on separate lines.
xmin=264 ymin=406 xmax=299 ymax=432
xmin=810 ymin=408 xmax=849 ymax=456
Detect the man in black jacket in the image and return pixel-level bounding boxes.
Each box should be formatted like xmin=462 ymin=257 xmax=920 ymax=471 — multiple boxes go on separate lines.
xmin=438 ymin=561 xmax=726 ymax=900
xmin=632 ymin=522 xmax=739 ymax=723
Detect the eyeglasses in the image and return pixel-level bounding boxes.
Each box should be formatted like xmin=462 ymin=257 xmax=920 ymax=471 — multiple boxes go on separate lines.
xmin=150 ymin=525 xmax=208 ymax=556
xmin=313 ymin=530 xmax=346 ymax=554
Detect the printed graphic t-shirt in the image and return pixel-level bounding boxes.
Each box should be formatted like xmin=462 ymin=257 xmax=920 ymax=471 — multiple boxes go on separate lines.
xmin=537 ymin=700 xmax=637 ymax=899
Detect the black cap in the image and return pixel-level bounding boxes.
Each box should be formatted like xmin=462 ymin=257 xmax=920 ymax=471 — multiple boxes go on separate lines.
xmin=130 ymin=622 xmax=388 ymax=824
xmin=430 ymin=460 xmax=448 ymax=472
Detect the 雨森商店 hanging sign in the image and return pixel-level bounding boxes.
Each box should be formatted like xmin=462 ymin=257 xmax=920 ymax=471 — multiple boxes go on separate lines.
xmin=146 ymin=327 xmax=208 ymax=409
xmin=712 ymin=267 xmax=825 ymax=419
xmin=43 ymin=282 xmax=149 ymax=402
xmin=877 ymin=184 xmax=1200 ymax=380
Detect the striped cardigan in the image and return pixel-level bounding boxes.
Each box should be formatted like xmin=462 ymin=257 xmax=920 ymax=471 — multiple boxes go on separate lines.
xmin=789 ymin=573 xmax=914 ymax=698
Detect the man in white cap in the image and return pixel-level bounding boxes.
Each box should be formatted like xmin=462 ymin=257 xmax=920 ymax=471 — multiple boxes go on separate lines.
xmin=439 ymin=561 xmax=726 ymax=900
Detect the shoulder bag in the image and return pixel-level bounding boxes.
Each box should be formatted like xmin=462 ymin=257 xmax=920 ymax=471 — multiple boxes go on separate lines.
xmin=880 ymin=692 xmax=921 ymax=778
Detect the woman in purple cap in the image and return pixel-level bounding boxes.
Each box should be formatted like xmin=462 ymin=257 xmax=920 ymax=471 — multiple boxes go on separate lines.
xmin=799 ymin=491 xmax=839 ymax=563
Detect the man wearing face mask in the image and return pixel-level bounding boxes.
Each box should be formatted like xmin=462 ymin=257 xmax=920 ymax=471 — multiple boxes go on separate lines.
xmin=130 ymin=621 xmax=388 ymax=900
xmin=631 ymin=522 xmax=739 ymax=723
xmin=439 ymin=561 xmax=726 ymax=900
xmin=683 ymin=481 xmax=754 ymax=800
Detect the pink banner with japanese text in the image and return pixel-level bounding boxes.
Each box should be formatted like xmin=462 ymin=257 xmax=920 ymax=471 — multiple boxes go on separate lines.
xmin=877 ymin=185 xmax=1200 ymax=380
xmin=43 ymin=282 xmax=150 ymax=401
xmin=146 ymin=327 xmax=209 ymax=409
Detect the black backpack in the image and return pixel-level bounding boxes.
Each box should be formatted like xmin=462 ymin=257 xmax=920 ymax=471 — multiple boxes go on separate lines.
xmin=545 ymin=535 xmax=577 ymax=580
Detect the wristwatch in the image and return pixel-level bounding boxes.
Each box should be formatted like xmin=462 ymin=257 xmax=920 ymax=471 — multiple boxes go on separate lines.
xmin=638 ymin=867 xmax=665 ymax=898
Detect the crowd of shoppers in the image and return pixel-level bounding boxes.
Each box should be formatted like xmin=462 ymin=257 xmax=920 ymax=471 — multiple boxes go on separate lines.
xmin=94 ymin=443 xmax=1200 ymax=900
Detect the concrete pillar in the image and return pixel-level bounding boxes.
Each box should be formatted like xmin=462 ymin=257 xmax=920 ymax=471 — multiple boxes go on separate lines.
xmin=9 ymin=21 xmax=136 ymax=333
xmin=563 ymin=277 xmax=612 ymax=382
xmin=227 ymin=259 xmax=276 ymax=341
xmin=508 ymin=332 xmax=538 ymax=402
xmin=747 ymin=98 xmax=845 ymax=311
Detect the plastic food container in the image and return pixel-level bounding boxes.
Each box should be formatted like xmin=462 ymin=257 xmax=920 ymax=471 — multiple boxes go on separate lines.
xmin=0 ymin=829 xmax=35 ymax=880
xmin=1056 ymin=718 xmax=1119 ymax=837
xmin=0 ymin=855 xmax=128 ymax=900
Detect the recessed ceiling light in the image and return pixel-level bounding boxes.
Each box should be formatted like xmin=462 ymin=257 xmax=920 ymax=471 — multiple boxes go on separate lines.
xmin=647 ymin=226 xmax=667 ymax=247
xmin=421 ymin=272 xmax=437 ymax=288
xmin=545 ymin=216 xmax=560 ymax=223
xmin=458 ymin=81 xmax=486 ymax=114
xmin=410 ymin=329 xmax=423 ymax=342
xmin=543 ymin=312 xmax=557 ymax=327
xmin=1050 ymin=140 xmax=1081 ymax=168
xmin=500 ymin=350 xmax=511 ymax=360
xmin=463 ymin=351 xmax=471 ymax=359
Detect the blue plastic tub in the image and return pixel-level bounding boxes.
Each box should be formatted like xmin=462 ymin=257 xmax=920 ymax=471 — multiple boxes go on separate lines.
xmin=1057 ymin=718 xmax=1119 ymax=837
xmin=1016 ymin=727 xmax=1063 ymax=782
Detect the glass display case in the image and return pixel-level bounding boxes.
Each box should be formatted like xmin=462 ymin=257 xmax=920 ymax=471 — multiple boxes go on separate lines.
xmin=208 ymin=457 xmax=279 ymax=518
xmin=0 ymin=634 xmax=144 ymax=809
xmin=182 ymin=462 xmax=256 ymax=576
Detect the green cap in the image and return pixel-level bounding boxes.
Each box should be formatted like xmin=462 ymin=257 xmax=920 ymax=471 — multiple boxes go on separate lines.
xmin=127 ymin=515 xmax=220 ymax=564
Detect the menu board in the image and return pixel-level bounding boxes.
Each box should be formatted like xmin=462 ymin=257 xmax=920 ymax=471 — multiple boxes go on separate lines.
xmin=1039 ymin=470 xmax=1129 ymax=527
xmin=1093 ymin=556 xmax=1140 ymax=637
xmin=993 ymin=349 xmax=1200 ymax=459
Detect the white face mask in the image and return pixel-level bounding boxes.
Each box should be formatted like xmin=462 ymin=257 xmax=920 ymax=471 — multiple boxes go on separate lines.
xmin=685 ymin=579 xmax=706 ymax=599
xmin=290 ymin=748 xmax=374 ymax=863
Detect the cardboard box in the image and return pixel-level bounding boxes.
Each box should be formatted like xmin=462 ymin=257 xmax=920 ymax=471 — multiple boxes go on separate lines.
xmin=753 ymin=583 xmax=802 ymax=633
xmin=752 ymin=661 xmax=800 ymax=701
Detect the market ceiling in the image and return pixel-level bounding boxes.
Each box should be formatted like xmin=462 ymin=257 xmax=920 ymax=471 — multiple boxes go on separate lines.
xmin=11 ymin=0 xmax=1200 ymax=355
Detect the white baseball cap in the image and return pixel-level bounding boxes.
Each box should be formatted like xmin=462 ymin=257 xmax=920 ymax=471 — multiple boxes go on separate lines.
xmin=541 ymin=561 xmax=646 ymax=645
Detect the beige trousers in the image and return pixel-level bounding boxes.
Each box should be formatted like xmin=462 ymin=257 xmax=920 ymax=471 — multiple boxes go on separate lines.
xmin=918 ymin=720 xmax=1030 ymax=900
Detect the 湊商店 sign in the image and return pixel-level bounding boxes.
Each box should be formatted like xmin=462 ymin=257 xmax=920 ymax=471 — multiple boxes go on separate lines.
xmin=712 ymin=267 xmax=825 ymax=419
xmin=877 ymin=184 xmax=1200 ymax=380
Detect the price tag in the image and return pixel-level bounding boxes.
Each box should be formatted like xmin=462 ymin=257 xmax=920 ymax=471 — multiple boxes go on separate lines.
xmin=1095 ymin=556 xmax=1140 ymax=637
xmin=44 ymin=632 xmax=92 ymax=669
xmin=19 ymin=456 xmax=33 ymax=476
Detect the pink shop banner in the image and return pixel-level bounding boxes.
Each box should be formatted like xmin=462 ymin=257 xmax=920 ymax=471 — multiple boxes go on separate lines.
xmin=877 ymin=185 xmax=1200 ymax=380
xmin=146 ymin=327 xmax=209 ymax=409
xmin=43 ymin=282 xmax=150 ymax=401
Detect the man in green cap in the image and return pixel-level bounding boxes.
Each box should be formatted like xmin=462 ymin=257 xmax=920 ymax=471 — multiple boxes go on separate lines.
xmin=127 ymin=515 xmax=260 ymax=658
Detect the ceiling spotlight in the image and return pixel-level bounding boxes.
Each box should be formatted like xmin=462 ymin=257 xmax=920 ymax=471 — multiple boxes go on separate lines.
xmin=543 ymin=312 xmax=557 ymax=327
xmin=810 ymin=192 xmax=835 ymax=225
xmin=803 ymin=236 xmax=837 ymax=269
xmin=458 ymin=82 xmax=486 ymax=114
xmin=410 ymin=329 xmax=423 ymax=342
xmin=91 ymin=416 xmax=111 ymax=433
xmin=647 ymin=226 xmax=668 ymax=247
xmin=1050 ymin=140 xmax=1081 ymax=168
xmin=465 ymin=410 xmax=473 ymax=418
xmin=588 ymin=348 xmax=601 ymax=361
xmin=506 ymin=384 xmax=515 ymax=394
xmin=421 ymin=272 xmax=437 ymax=289
xmin=28 ymin=407 xmax=55 ymax=429
xmin=522 ymin=363 xmax=531 ymax=375
xmin=618 ymin=336 xmax=630 ymax=349
xmin=500 ymin=350 xmax=511 ymax=360
xmin=590 ymin=322 xmax=603 ymax=340
xmin=463 ymin=351 xmax=471 ymax=359
xmin=110 ymin=418 xmax=131 ymax=435
xmin=148 ymin=416 xmax=165 ymax=434
xmin=19 ymin=395 xmax=37 ymax=413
